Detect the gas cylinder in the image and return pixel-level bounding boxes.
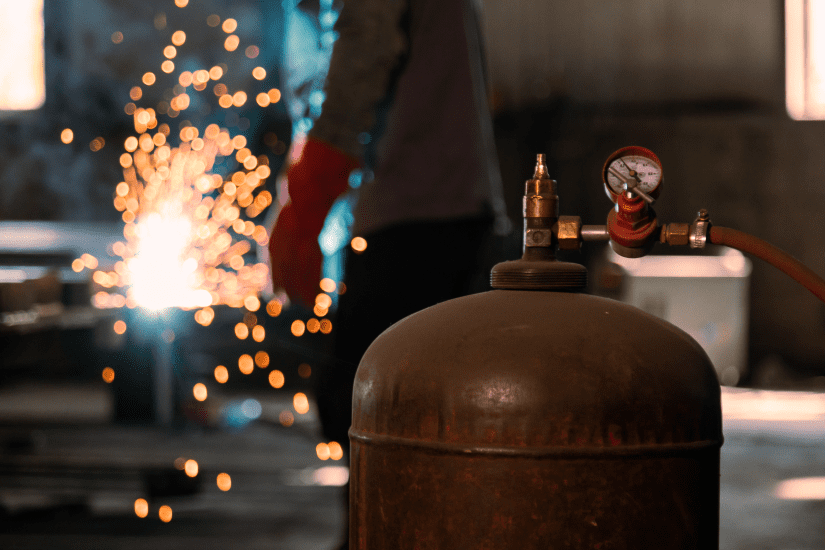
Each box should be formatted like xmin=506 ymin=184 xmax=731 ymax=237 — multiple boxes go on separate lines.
xmin=349 ymin=155 xmax=723 ymax=549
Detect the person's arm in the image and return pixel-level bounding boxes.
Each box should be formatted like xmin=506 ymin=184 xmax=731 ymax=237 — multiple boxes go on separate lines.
xmin=270 ymin=0 xmax=409 ymax=306
xmin=309 ymin=0 xmax=409 ymax=158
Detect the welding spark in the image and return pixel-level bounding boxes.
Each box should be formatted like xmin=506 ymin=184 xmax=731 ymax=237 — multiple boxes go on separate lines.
xmin=76 ymin=10 xmax=345 ymax=474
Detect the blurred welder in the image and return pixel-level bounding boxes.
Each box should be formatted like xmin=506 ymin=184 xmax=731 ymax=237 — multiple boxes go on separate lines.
xmin=269 ymin=0 xmax=507 ymax=526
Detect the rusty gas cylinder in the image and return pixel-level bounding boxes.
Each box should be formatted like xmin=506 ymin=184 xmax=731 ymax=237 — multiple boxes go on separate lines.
xmin=349 ymin=156 xmax=723 ymax=549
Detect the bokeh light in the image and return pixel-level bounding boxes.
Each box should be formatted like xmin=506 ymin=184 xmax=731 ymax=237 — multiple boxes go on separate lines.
xmin=268 ymin=370 xmax=284 ymax=389
xmin=328 ymin=441 xmax=344 ymax=461
xmin=101 ymin=367 xmax=115 ymax=383
xmin=291 ymin=320 xmax=305 ymax=337
xmin=113 ymin=320 xmax=127 ymax=334
xmin=293 ymin=392 xmax=310 ymax=415
xmin=279 ymin=410 xmax=294 ymax=427
xmin=254 ymin=350 xmax=269 ymax=368
xmin=217 ymin=473 xmax=231 ymax=491
xmin=222 ymin=18 xmax=237 ymax=33
xmin=316 ymin=442 xmax=330 ymax=460
xmin=315 ymin=293 xmax=332 ymax=309
xmin=195 ymin=307 xmax=215 ymax=326
xmin=134 ymin=498 xmax=148 ymax=518
xmin=244 ymin=295 xmax=260 ymax=311
xmin=192 ymin=383 xmax=207 ymax=401
xmin=159 ymin=505 xmax=173 ymax=523
xmin=90 ymin=137 xmax=105 ymax=152
xmin=184 ymin=459 xmax=198 ymax=477
xmin=60 ymin=128 xmax=73 ymax=144
xmin=239 ymin=354 xmax=254 ymax=374
xmin=319 ymin=278 xmax=336 ymax=293
xmin=214 ymin=365 xmax=228 ymax=383
xmin=351 ymin=237 xmax=367 ymax=253
xmin=224 ymin=35 xmax=239 ymax=52
xmin=179 ymin=71 xmax=193 ymax=87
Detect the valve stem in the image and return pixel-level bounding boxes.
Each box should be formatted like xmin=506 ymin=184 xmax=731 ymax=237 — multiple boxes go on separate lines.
xmin=522 ymin=154 xmax=558 ymax=256
xmin=533 ymin=154 xmax=549 ymax=179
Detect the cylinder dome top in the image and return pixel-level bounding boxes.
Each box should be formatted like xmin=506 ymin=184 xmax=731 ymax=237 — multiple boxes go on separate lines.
xmin=351 ymin=290 xmax=722 ymax=454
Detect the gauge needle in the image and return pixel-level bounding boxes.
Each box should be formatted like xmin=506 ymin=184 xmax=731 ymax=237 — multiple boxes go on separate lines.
xmin=619 ymin=158 xmax=634 ymax=174
xmin=619 ymin=157 xmax=643 ymax=183
xmin=608 ymin=166 xmax=655 ymax=204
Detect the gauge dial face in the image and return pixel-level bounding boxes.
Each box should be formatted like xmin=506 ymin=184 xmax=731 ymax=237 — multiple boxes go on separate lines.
xmin=602 ymin=146 xmax=663 ymax=203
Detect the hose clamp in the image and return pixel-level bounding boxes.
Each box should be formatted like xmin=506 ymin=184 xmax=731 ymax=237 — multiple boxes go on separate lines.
xmin=689 ymin=209 xmax=711 ymax=249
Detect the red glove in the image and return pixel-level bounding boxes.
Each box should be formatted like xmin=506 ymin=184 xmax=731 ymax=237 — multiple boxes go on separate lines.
xmin=269 ymin=137 xmax=359 ymax=307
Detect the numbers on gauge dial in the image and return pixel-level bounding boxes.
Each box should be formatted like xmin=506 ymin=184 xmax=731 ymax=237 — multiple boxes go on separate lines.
xmin=605 ymin=155 xmax=662 ymax=196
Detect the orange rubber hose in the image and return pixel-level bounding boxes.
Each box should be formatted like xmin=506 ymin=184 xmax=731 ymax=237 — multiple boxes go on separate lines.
xmin=709 ymin=226 xmax=825 ymax=304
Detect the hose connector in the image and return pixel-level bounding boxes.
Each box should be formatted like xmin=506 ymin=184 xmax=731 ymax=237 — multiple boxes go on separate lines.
xmin=690 ymin=209 xmax=711 ymax=249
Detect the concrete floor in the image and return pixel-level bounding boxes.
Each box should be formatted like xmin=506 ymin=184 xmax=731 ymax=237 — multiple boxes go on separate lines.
xmin=0 ymin=383 xmax=824 ymax=549
xmin=720 ymin=388 xmax=825 ymax=550
xmin=0 ymin=383 xmax=345 ymax=550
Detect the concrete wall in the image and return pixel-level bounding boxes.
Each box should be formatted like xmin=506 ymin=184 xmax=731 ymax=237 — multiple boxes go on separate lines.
xmin=481 ymin=0 xmax=782 ymax=108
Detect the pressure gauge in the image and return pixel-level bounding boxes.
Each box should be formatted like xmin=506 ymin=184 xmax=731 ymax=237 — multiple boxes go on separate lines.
xmin=602 ymin=146 xmax=663 ymax=204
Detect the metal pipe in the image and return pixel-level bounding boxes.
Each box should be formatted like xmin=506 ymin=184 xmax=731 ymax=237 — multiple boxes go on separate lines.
xmin=581 ymin=225 xmax=610 ymax=241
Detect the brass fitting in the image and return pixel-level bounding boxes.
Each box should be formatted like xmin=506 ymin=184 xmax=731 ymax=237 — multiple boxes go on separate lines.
xmin=555 ymin=216 xmax=582 ymax=250
xmin=660 ymin=223 xmax=690 ymax=246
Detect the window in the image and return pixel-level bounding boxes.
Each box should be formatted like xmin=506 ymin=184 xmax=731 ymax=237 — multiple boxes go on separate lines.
xmin=0 ymin=0 xmax=45 ymax=112
xmin=786 ymin=0 xmax=825 ymax=119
